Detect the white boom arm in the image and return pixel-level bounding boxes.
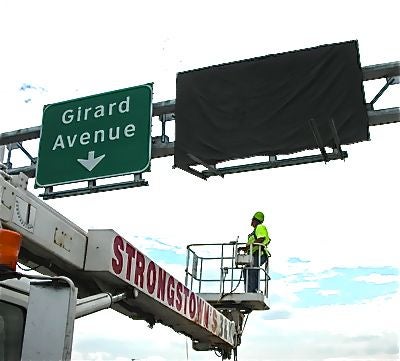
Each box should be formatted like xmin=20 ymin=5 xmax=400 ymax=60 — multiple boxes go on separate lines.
xmin=0 ymin=172 xmax=237 ymax=353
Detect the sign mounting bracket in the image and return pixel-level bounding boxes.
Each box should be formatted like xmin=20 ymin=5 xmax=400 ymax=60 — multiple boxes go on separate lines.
xmin=39 ymin=176 xmax=148 ymax=200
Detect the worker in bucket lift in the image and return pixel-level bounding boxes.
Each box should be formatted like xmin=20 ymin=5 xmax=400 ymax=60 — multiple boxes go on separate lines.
xmin=239 ymin=211 xmax=271 ymax=293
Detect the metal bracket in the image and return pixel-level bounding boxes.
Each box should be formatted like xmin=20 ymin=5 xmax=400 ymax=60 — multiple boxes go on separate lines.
xmin=173 ymin=164 xmax=208 ymax=180
xmin=389 ymin=75 xmax=400 ymax=85
xmin=159 ymin=113 xmax=174 ymax=143
xmin=39 ymin=176 xmax=148 ymax=200
xmin=187 ymin=153 xmax=223 ymax=178
xmin=328 ymin=118 xmax=345 ymax=160
xmin=174 ymin=153 xmax=224 ymax=180
xmin=369 ymin=76 xmax=398 ymax=110
xmin=308 ymin=118 xmax=328 ymax=162
xmin=3 ymin=141 xmax=37 ymax=172
xmin=16 ymin=142 xmax=37 ymax=165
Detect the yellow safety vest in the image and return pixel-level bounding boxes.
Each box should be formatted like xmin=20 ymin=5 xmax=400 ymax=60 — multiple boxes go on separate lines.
xmin=247 ymin=224 xmax=271 ymax=256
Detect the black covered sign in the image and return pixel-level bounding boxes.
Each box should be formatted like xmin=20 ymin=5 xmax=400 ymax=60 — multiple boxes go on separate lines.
xmin=175 ymin=40 xmax=369 ymax=169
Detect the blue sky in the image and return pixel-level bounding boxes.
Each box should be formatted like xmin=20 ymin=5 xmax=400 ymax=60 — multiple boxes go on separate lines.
xmin=276 ymin=265 xmax=398 ymax=307
xmin=1 ymin=0 xmax=399 ymax=360
xmin=147 ymin=247 xmax=399 ymax=309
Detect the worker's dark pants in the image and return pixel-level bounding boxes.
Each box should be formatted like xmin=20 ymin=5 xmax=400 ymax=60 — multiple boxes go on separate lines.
xmin=243 ymin=252 xmax=268 ymax=293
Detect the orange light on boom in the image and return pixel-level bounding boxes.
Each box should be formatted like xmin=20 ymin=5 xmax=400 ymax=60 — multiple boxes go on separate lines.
xmin=0 ymin=229 xmax=22 ymax=271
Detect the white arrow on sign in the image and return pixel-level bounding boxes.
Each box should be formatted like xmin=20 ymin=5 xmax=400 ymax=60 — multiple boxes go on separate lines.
xmin=77 ymin=151 xmax=105 ymax=171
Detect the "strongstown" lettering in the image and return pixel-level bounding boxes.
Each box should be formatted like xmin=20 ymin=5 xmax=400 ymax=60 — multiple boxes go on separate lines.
xmin=111 ymin=235 xmax=235 ymax=344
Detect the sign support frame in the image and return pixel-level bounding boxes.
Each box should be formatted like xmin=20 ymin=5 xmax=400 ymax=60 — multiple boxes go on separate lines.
xmin=39 ymin=175 xmax=148 ymax=200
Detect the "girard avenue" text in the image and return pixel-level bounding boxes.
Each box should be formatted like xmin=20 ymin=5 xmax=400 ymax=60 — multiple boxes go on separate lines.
xmin=51 ymin=96 xmax=135 ymax=151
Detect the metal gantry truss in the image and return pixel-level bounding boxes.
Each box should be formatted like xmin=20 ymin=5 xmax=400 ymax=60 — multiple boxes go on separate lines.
xmin=0 ymin=61 xmax=399 ymax=198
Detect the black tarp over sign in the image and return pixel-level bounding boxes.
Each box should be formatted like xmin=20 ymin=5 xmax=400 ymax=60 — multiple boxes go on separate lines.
xmin=174 ymin=40 xmax=369 ymax=170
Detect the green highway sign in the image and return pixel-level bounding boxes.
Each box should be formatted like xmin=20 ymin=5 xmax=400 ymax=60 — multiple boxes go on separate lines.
xmin=36 ymin=84 xmax=152 ymax=187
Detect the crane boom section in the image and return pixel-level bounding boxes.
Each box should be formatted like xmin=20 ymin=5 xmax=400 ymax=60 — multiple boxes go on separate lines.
xmin=0 ymin=174 xmax=87 ymax=272
xmin=86 ymin=230 xmax=236 ymax=347
xmin=0 ymin=173 xmax=236 ymax=349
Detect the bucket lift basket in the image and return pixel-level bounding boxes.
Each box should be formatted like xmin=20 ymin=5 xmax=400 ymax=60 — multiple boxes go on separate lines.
xmin=185 ymin=242 xmax=270 ymax=312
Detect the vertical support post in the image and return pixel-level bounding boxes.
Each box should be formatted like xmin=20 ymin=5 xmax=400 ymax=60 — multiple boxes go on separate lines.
xmin=6 ymin=145 xmax=12 ymax=169
xmin=220 ymin=244 xmax=224 ymax=293
xmin=257 ymin=249 xmax=261 ymax=292
xmin=231 ymin=244 xmax=235 ymax=292
xmin=192 ymin=253 xmax=198 ymax=291
xmin=184 ymin=247 xmax=190 ymax=288
xmin=244 ymin=267 xmax=249 ymax=293
xmin=0 ymin=145 xmax=5 ymax=164
xmin=160 ymin=115 xmax=167 ymax=143
xmin=190 ymin=253 xmax=194 ymax=291
xmin=199 ymin=258 xmax=203 ymax=293
xmin=265 ymin=260 xmax=270 ymax=296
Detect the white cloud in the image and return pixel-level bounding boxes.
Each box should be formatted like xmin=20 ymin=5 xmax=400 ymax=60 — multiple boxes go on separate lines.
xmin=303 ymin=269 xmax=341 ymax=281
xmin=317 ymin=289 xmax=340 ymax=296
xmin=72 ymin=351 xmax=123 ymax=361
xmin=270 ymin=277 xmax=319 ymax=305
xmin=354 ymin=274 xmax=399 ymax=284
xmin=72 ymin=352 xmax=168 ymax=361
xmin=239 ymin=293 xmax=399 ymax=360
xmin=73 ymin=311 xmax=199 ymax=360
xmin=266 ymin=293 xmax=399 ymax=336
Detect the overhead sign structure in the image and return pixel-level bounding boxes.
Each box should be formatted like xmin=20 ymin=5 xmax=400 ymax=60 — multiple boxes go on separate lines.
xmin=36 ymin=84 xmax=152 ymax=187
xmin=175 ymin=41 xmax=369 ymax=171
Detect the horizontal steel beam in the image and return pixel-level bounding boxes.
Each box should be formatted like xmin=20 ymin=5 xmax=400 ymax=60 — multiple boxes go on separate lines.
xmin=7 ymin=163 xmax=37 ymax=178
xmin=152 ymin=99 xmax=176 ymax=116
xmin=0 ymin=125 xmax=41 ymax=145
xmin=202 ymin=151 xmax=348 ymax=178
xmin=1 ymin=60 xmax=397 ymax=147
xmin=362 ymin=61 xmax=400 ymax=81
xmin=4 ymin=108 xmax=399 ymax=179
xmin=0 ymin=100 xmax=176 ymax=146
xmin=368 ymin=107 xmax=400 ymax=126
